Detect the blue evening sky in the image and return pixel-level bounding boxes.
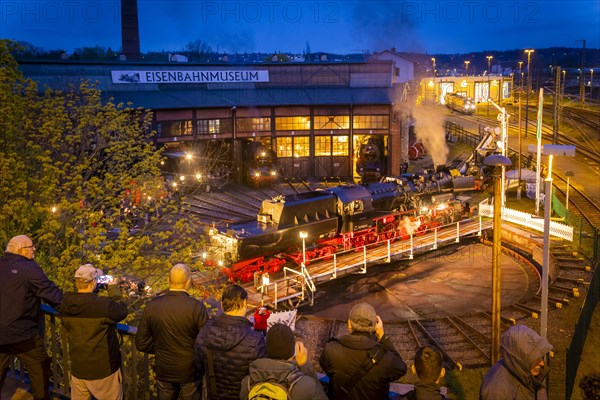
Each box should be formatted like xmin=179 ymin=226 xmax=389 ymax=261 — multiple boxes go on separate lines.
xmin=1 ymin=0 xmax=598 ymax=54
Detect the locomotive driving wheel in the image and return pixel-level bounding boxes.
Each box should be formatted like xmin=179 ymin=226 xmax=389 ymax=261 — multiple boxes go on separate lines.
xmin=380 ymin=223 xmax=398 ymax=242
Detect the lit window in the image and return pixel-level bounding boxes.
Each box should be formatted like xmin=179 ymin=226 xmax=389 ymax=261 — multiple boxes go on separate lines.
xmin=352 ymin=115 xmax=389 ymax=129
xmin=314 ymin=115 xmax=350 ymax=130
xmin=275 ymin=116 xmax=310 ymax=131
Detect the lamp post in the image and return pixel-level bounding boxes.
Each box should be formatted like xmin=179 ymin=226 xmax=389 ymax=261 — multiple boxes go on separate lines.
xmin=518 ymin=61 xmax=523 ymax=87
xmin=431 ymin=57 xmax=436 ymax=102
xmin=299 ymin=231 xmax=308 ymax=265
xmin=487 ymin=56 xmax=493 ymax=116
xmin=524 ymin=49 xmax=535 ymax=138
xmin=591 ymin=69 xmax=594 ymax=101
xmin=483 ymin=154 xmax=512 ymax=365
xmin=464 ymin=60 xmax=470 ymax=75
xmin=530 ymin=145 xmax=576 ymax=339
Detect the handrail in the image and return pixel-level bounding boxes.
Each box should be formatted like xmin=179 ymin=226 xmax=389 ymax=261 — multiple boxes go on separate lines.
xmin=8 ymin=304 xmax=150 ymax=399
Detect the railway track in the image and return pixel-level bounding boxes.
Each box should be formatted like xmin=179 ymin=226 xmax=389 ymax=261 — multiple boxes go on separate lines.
xmin=553 ymin=174 xmax=600 ymax=229
xmin=299 ymin=313 xmax=496 ymax=371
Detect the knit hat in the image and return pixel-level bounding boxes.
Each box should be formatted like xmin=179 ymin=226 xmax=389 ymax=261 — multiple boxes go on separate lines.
xmin=75 ymin=264 xmax=103 ymax=283
xmin=348 ymin=302 xmax=378 ymax=333
xmin=266 ymin=323 xmax=295 ymax=360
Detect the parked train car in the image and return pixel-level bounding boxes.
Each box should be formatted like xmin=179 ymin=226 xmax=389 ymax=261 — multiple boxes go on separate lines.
xmin=210 ymin=169 xmax=471 ymax=282
xmin=445 ymin=93 xmax=476 ymax=115
xmin=355 ymin=136 xmax=387 ymax=183
xmin=242 ymin=140 xmax=280 ymax=186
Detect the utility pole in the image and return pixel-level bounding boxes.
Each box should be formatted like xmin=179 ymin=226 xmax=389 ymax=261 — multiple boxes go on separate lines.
xmin=576 ymin=40 xmax=586 ymax=104
xmin=524 ymin=49 xmax=534 ymax=138
xmin=487 ymin=56 xmax=493 ymax=116
xmin=553 ymin=66 xmax=562 ymax=144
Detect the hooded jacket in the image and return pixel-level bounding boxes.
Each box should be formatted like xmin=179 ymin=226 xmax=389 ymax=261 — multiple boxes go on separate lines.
xmin=240 ymin=358 xmax=328 ymax=400
xmin=60 ymin=285 xmax=127 ymax=380
xmin=135 ymin=290 xmax=207 ymax=383
xmin=319 ymin=331 xmax=407 ymax=400
xmin=479 ymin=324 xmax=553 ymax=400
xmin=195 ymin=313 xmax=267 ymax=400
xmin=0 ymin=252 xmax=63 ymax=345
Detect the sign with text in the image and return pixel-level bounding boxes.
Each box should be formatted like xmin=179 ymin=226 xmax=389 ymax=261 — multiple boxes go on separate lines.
xmin=111 ymin=70 xmax=269 ymax=84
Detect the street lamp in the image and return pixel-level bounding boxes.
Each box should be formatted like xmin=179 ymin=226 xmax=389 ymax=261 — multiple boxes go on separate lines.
xmin=524 ymin=49 xmax=535 ymax=138
xmin=299 ymin=231 xmax=308 ymax=265
xmin=483 ymin=154 xmax=512 ymax=365
xmin=431 ymin=58 xmax=437 ymax=102
xmin=487 ymin=56 xmax=493 ymax=116
xmin=518 ymin=61 xmax=523 ymax=87
xmin=591 ymin=69 xmax=594 ymax=101
xmin=464 ymin=60 xmax=470 ymax=75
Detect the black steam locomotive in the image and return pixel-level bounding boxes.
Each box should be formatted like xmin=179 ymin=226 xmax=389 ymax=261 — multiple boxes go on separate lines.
xmin=355 ymin=136 xmax=386 ymax=183
xmin=211 ymin=169 xmax=475 ymax=282
xmin=445 ymin=93 xmax=476 ymax=115
xmin=242 ymin=140 xmax=280 ymax=186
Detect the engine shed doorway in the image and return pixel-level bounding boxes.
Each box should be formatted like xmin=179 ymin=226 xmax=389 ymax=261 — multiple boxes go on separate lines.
xmin=353 ymin=134 xmax=388 ymax=183
xmin=314 ymin=135 xmax=351 ymax=179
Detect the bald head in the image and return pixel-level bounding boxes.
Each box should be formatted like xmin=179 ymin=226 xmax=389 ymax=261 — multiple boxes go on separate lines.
xmin=169 ymin=263 xmax=191 ymax=290
xmin=6 ymin=235 xmax=35 ymax=260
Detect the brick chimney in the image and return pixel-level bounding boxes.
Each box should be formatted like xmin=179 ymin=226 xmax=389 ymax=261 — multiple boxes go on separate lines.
xmin=121 ymin=0 xmax=141 ymax=61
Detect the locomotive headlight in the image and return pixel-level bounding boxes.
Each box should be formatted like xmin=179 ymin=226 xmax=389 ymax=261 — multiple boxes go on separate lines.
xmin=255 ymin=171 xmax=261 ymax=178
xmin=196 ymin=173 xmax=202 ymax=180
xmin=270 ymin=170 xmax=277 ymax=176
xmin=179 ymin=175 xmax=185 ymax=181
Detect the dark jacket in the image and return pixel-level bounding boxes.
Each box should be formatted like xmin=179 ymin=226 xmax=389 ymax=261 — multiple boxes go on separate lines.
xmin=401 ymin=382 xmax=451 ymax=400
xmin=319 ymin=331 xmax=407 ymax=400
xmin=195 ymin=313 xmax=266 ymax=400
xmin=240 ymin=358 xmax=328 ymax=400
xmin=135 ymin=290 xmax=207 ymax=383
xmin=479 ymin=325 xmax=553 ymax=400
xmin=60 ymin=285 xmax=128 ymax=380
xmin=0 ymin=252 xmax=63 ymax=345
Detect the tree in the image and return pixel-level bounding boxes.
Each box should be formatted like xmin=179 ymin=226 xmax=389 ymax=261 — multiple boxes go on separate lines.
xmin=0 ymin=40 xmax=219 ymax=298
xmin=183 ymin=39 xmax=213 ymax=61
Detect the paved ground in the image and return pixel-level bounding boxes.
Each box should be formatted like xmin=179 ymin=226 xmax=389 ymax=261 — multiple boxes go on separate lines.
xmin=302 ymin=241 xmax=533 ymax=321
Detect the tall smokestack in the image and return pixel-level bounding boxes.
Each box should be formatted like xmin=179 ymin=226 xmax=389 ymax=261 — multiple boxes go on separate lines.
xmin=121 ymin=0 xmax=141 ymax=61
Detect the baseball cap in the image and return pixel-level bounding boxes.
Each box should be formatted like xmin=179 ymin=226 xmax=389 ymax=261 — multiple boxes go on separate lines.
xmin=75 ymin=264 xmax=103 ymax=283
xmin=349 ymin=302 xmax=378 ymax=333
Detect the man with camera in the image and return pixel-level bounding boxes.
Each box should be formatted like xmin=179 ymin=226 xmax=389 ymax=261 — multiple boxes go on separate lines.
xmin=60 ymin=264 xmax=128 ymax=400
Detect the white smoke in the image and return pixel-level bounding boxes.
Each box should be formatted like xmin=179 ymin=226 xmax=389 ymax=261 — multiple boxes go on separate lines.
xmin=400 ymin=215 xmax=421 ymax=236
xmin=412 ymin=105 xmax=449 ymax=166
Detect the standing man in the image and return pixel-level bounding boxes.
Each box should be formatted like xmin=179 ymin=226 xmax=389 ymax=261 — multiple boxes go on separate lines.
xmin=480 ymin=324 xmax=553 ymax=400
xmin=0 ymin=235 xmax=63 ymax=400
xmin=195 ymin=284 xmax=266 ymax=400
xmin=60 ymin=264 xmax=128 ymax=400
xmin=320 ymin=302 xmax=407 ymax=399
xmin=136 ymin=264 xmax=208 ymax=400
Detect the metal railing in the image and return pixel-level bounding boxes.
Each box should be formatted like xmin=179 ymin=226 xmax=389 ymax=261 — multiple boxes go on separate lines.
xmin=7 ymin=305 xmax=153 ymax=400
xmin=565 ymin=261 xmax=600 ymax=400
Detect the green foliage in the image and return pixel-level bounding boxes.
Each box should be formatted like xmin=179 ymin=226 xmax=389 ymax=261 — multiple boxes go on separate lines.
xmin=0 ymin=39 xmax=217 ymax=294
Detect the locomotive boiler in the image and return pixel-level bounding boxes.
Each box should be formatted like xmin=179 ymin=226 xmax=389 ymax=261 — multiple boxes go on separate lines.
xmin=210 ymin=169 xmax=470 ymax=283
xmin=242 ymin=140 xmax=280 ymax=186
xmin=355 ymin=136 xmax=386 ymax=183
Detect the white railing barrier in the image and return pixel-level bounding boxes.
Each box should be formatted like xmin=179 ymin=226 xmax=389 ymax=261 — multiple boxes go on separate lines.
xmin=479 ymin=199 xmax=573 ymax=241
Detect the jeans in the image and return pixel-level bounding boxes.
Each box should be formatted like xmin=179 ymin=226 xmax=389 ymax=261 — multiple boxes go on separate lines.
xmin=0 ymin=335 xmax=51 ymax=400
xmin=157 ymin=379 xmax=201 ymax=400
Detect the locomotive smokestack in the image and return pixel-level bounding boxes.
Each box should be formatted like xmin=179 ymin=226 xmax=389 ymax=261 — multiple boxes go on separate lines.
xmin=121 ymin=0 xmax=141 ymax=61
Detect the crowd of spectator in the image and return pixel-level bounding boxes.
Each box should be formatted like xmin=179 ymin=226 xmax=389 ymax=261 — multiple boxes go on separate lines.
xmin=0 ymin=234 xmax=565 ymax=400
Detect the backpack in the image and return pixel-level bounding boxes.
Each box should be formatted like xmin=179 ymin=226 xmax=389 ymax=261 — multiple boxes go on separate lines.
xmin=248 ymin=369 xmax=304 ymax=400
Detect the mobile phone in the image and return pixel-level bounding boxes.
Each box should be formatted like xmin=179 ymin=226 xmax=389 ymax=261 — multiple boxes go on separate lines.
xmin=97 ymin=275 xmax=114 ymax=285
